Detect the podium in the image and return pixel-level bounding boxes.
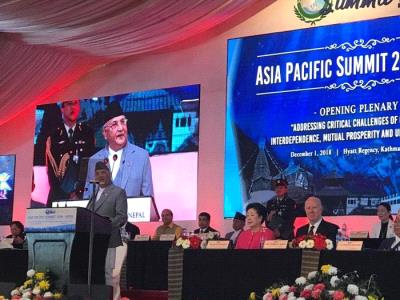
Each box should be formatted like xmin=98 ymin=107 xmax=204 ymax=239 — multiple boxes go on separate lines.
xmin=25 ymin=207 xmax=111 ymax=288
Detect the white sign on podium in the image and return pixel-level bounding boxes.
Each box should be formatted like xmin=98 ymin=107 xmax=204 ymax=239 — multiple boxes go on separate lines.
xmin=26 ymin=208 xmax=78 ymax=232
xmin=52 ymin=197 xmax=159 ymax=222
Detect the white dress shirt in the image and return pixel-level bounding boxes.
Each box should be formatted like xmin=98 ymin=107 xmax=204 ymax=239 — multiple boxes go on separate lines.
xmin=391 ymin=236 xmax=400 ymax=250
xmin=370 ymin=219 xmax=395 ymax=238
xmin=108 ymin=148 xmax=123 ymax=180
xmin=229 ymin=229 xmax=242 ymax=244
xmin=64 ymin=124 xmax=76 ymax=137
xmin=96 ymin=187 xmax=105 ymax=201
xmin=308 ymin=218 xmax=323 ymax=235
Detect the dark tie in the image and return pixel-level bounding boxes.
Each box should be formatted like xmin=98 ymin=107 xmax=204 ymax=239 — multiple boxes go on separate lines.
xmin=391 ymin=241 xmax=400 ymax=251
xmin=308 ymin=225 xmax=315 ymax=235
xmin=68 ymin=128 xmax=74 ymax=142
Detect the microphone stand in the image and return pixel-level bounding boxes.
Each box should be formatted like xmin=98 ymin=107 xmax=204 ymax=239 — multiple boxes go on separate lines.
xmin=88 ymin=181 xmax=99 ymax=297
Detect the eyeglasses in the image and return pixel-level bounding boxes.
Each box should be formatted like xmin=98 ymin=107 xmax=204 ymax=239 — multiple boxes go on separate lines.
xmin=104 ymin=118 xmax=128 ymax=130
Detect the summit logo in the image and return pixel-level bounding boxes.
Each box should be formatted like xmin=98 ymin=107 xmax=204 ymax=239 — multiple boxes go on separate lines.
xmin=294 ymin=0 xmax=395 ymax=25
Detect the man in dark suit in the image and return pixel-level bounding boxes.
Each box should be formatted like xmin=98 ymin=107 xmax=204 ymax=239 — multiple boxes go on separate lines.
xmin=225 ymin=212 xmax=245 ymax=247
xmin=87 ymin=161 xmax=127 ymax=300
xmin=296 ymin=196 xmax=339 ymax=245
xmin=379 ymin=210 xmax=400 ymax=251
xmin=46 ymin=100 xmax=95 ymax=206
xmin=194 ymin=212 xmax=218 ymax=234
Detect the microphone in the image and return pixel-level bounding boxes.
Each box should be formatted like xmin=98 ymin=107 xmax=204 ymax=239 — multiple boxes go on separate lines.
xmin=111 ymin=154 xmax=118 ymax=178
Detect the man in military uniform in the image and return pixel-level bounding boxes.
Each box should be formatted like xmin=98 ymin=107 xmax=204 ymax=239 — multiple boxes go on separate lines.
xmin=266 ymin=179 xmax=296 ymax=240
xmin=46 ymin=100 xmax=95 ymax=207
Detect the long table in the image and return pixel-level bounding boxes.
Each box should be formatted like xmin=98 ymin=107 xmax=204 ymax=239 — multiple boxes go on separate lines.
xmin=3 ymin=245 xmax=397 ymax=299
xmin=182 ymin=249 xmax=303 ymax=299
xmin=180 ymin=249 xmax=400 ymax=300
xmin=126 ymin=241 xmax=172 ymax=290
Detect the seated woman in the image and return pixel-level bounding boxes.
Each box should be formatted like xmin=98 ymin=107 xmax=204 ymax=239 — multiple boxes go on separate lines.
xmin=371 ymin=203 xmax=394 ymax=238
xmin=235 ymin=202 xmax=275 ymax=249
xmin=6 ymin=221 xmax=26 ymax=249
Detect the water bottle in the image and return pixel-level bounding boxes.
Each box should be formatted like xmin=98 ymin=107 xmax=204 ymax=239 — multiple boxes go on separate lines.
xmin=336 ymin=231 xmax=343 ymax=243
xmin=260 ymin=235 xmax=265 ymax=249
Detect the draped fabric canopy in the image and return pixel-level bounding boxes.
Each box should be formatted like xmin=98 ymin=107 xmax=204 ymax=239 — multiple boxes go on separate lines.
xmin=0 ymin=0 xmax=273 ymax=126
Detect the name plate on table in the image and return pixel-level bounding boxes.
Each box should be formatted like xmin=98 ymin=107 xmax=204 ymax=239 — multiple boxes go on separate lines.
xmin=160 ymin=234 xmax=176 ymax=241
xmin=350 ymin=231 xmax=369 ymax=239
xmin=263 ymin=240 xmax=288 ymax=249
xmin=336 ymin=241 xmax=363 ymax=251
xmin=134 ymin=234 xmax=150 ymax=241
xmin=0 ymin=238 xmax=13 ymax=249
xmin=206 ymin=240 xmax=230 ymax=249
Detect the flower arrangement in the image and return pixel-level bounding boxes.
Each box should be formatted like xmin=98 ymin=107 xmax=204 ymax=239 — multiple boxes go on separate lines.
xmin=175 ymin=231 xmax=220 ymax=249
xmin=176 ymin=235 xmax=203 ymax=249
xmin=4 ymin=269 xmax=63 ymax=300
xmin=249 ymin=264 xmax=383 ymax=300
xmin=291 ymin=234 xmax=334 ymax=250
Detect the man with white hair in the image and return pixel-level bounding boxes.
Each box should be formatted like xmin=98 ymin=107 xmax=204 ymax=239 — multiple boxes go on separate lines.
xmin=379 ymin=209 xmax=400 ymax=251
xmin=295 ymin=196 xmax=339 ymax=244
xmin=84 ymin=101 xmax=154 ymax=199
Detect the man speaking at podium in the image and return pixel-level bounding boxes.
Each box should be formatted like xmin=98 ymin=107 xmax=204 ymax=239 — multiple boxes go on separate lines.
xmin=87 ymin=161 xmax=127 ymax=300
xmin=84 ymin=101 xmax=153 ymax=300
xmin=84 ymin=101 xmax=154 ymax=199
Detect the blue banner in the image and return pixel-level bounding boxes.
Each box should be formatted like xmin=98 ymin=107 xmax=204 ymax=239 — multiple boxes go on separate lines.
xmin=225 ymin=16 xmax=400 ymax=217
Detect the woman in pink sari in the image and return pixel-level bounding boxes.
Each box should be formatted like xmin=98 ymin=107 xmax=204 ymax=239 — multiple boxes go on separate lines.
xmin=235 ymin=202 xmax=275 ymax=249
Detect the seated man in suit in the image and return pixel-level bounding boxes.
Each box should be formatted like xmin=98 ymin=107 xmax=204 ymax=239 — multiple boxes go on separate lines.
xmin=225 ymin=212 xmax=245 ymax=247
xmin=296 ymin=196 xmax=339 ymax=244
xmin=194 ymin=212 xmax=218 ymax=234
xmin=153 ymin=209 xmax=182 ymax=240
xmin=379 ymin=209 xmax=400 ymax=251
xmin=124 ymin=222 xmax=140 ymax=240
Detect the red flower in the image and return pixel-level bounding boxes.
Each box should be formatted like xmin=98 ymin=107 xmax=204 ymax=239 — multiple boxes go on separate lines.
xmin=300 ymin=289 xmax=312 ymax=298
xmin=313 ymin=236 xmax=326 ymax=250
xmin=332 ymin=290 xmax=345 ymax=300
xmin=313 ymin=283 xmax=325 ymax=291
xmin=289 ymin=286 xmax=297 ymax=293
xmin=264 ymin=294 xmax=273 ymax=300
xmin=189 ymin=236 xmax=202 ymax=249
xmin=311 ymin=288 xmax=322 ymax=299
xmin=292 ymin=235 xmax=306 ymax=247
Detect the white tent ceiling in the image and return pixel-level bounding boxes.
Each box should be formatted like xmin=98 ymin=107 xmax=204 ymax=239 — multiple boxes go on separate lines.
xmin=0 ymin=0 xmax=274 ymax=126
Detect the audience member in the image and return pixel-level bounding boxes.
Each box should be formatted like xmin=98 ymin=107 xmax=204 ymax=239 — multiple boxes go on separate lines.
xmin=295 ymin=196 xmax=339 ymax=244
xmin=153 ymin=209 xmax=182 ymax=240
xmin=225 ymin=212 xmax=246 ymax=247
xmin=379 ymin=209 xmax=400 ymax=251
xmin=194 ymin=212 xmax=218 ymax=234
xmin=371 ymin=203 xmax=394 ymax=238
xmin=6 ymin=221 xmax=25 ymax=249
xmin=235 ymin=203 xmax=275 ymax=249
